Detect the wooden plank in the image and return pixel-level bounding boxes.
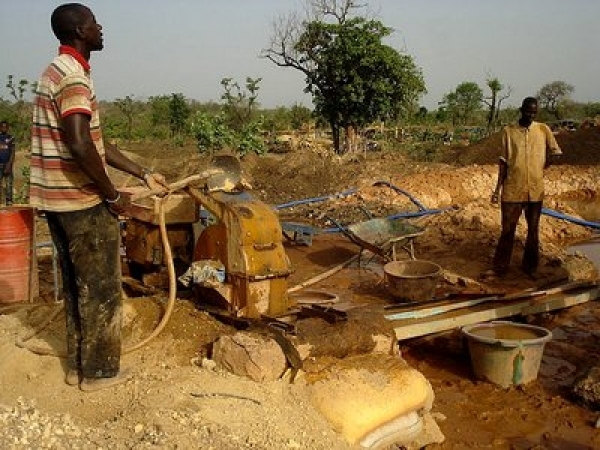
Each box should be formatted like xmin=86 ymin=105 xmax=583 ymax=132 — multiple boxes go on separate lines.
xmin=121 ymin=188 xmax=199 ymax=224
xmin=521 ymin=289 xmax=597 ymax=315
xmin=391 ymin=288 xmax=598 ymax=341
xmin=384 ymin=280 xmax=597 ymax=321
xmin=385 ymin=292 xmax=533 ymax=321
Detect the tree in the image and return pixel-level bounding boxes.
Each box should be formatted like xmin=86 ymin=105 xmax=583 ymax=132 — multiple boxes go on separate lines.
xmin=190 ymin=78 xmax=267 ymax=155
xmin=4 ymin=75 xmax=34 ymax=141
xmin=220 ymin=77 xmax=261 ymax=131
xmin=483 ymin=76 xmax=511 ymax=133
xmin=149 ymin=95 xmax=170 ymax=125
xmin=115 ymin=95 xmax=136 ymax=139
xmin=190 ymin=111 xmax=233 ymax=154
xmin=440 ymin=82 xmax=483 ymax=126
xmin=168 ymin=93 xmax=190 ymax=141
xmin=288 ymin=103 xmax=313 ymax=130
xmin=262 ymin=0 xmax=425 ymax=153
xmin=537 ymin=81 xmax=574 ymax=120
xmin=583 ymin=102 xmax=600 ymax=119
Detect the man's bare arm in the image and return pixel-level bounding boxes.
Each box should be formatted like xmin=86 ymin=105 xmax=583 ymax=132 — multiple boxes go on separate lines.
xmin=61 ymin=113 xmax=119 ymax=200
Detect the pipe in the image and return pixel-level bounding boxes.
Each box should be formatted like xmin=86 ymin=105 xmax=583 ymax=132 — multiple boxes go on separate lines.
xmin=274 ymin=188 xmax=358 ymax=210
xmin=122 ymin=196 xmax=177 ymax=353
xmin=542 ymin=207 xmax=600 ymax=230
xmin=274 ymin=180 xmax=428 ymax=212
xmin=372 ymin=180 xmax=428 ymax=211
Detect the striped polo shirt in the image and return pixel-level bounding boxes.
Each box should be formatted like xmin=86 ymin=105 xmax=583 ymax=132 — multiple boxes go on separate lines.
xmin=30 ymin=45 xmax=106 ymax=212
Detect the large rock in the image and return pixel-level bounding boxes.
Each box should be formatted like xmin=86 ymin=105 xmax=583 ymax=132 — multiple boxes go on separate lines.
xmin=572 ymin=365 xmax=600 ymax=409
xmin=212 ymin=332 xmax=287 ymax=382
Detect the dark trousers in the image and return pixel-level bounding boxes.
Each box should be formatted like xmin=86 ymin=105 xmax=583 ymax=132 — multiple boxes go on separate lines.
xmin=0 ymin=165 xmax=13 ymax=205
xmin=45 ymin=203 xmax=122 ymax=379
xmin=493 ymin=201 xmax=542 ymax=275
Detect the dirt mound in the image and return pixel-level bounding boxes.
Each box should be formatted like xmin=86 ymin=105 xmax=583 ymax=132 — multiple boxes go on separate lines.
xmin=555 ymin=127 xmax=600 ymax=165
xmin=443 ymin=127 xmax=600 ymax=166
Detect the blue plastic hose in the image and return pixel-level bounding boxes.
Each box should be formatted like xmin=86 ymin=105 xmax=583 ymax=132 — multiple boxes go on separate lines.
xmin=542 ymin=207 xmax=600 ymax=230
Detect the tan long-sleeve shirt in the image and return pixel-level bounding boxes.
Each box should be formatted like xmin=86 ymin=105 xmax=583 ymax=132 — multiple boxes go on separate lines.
xmin=500 ymin=121 xmax=562 ymax=202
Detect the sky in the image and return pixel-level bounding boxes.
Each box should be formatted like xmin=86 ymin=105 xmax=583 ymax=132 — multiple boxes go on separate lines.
xmin=0 ymin=0 xmax=598 ymax=110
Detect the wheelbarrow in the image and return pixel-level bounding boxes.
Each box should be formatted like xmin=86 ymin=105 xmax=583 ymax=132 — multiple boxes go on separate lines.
xmin=328 ymin=214 xmax=425 ymax=266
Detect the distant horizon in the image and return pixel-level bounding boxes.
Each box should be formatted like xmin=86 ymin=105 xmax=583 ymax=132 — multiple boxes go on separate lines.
xmin=1 ymin=0 xmax=598 ymax=110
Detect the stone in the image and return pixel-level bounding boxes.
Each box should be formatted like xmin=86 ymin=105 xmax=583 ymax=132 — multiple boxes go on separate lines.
xmin=212 ymin=332 xmax=287 ymax=382
xmin=572 ymin=365 xmax=600 ymax=409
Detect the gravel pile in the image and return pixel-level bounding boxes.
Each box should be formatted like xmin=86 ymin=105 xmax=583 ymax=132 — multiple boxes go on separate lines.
xmin=0 ymin=399 xmax=98 ymax=449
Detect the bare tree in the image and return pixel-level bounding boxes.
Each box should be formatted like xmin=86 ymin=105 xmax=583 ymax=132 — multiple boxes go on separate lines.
xmin=309 ymin=0 xmax=363 ymax=22
xmin=483 ymin=76 xmax=511 ymax=134
xmin=262 ymin=1 xmax=362 ymax=72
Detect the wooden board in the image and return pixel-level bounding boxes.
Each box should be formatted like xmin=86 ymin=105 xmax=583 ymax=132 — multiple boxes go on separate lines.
xmin=390 ymin=287 xmax=599 ymax=341
xmin=121 ymin=187 xmax=199 ymax=224
xmin=385 ymin=280 xmax=597 ymax=321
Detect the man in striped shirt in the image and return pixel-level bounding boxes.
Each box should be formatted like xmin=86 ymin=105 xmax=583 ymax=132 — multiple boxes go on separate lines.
xmin=31 ymin=3 xmax=167 ymax=391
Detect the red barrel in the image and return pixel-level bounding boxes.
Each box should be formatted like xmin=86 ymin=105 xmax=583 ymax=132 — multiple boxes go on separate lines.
xmin=0 ymin=206 xmax=35 ymax=303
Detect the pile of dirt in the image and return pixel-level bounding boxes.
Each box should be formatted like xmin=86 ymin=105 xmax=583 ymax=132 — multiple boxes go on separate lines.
xmin=442 ymin=127 xmax=600 ymax=166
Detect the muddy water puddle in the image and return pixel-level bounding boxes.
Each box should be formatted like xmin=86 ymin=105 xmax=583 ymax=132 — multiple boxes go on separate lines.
xmin=569 ymin=237 xmax=600 ymax=268
xmin=565 ymin=197 xmax=600 ymax=268
xmin=468 ymin=324 xmax=542 ymax=341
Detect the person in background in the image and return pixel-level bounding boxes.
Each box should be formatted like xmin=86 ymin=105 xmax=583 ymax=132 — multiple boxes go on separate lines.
xmin=490 ymin=97 xmax=562 ymax=278
xmin=30 ymin=3 xmax=168 ymax=391
xmin=0 ymin=120 xmax=15 ymax=206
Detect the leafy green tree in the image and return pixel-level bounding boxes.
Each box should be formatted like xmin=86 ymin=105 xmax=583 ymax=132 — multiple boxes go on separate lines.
xmin=168 ymin=93 xmax=190 ymax=142
xmin=440 ymin=82 xmax=483 ymax=125
xmin=115 ymin=95 xmax=136 ymax=139
xmin=261 ymin=106 xmax=290 ymax=133
xmin=190 ymin=111 xmax=233 ymax=153
xmin=537 ymin=81 xmax=574 ymax=120
xmin=262 ymin=0 xmax=425 ymax=153
xmin=220 ymin=77 xmax=261 ymax=131
xmin=145 ymin=95 xmax=171 ymax=139
xmin=583 ymin=102 xmax=600 ymax=119
xmin=149 ymin=95 xmax=170 ymax=125
xmin=219 ymin=78 xmax=268 ymax=154
xmin=289 ymin=103 xmax=313 ymax=130
xmin=237 ymin=118 xmax=266 ymax=155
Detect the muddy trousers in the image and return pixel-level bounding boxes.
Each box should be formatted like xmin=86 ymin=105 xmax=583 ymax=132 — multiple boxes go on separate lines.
xmin=0 ymin=165 xmax=13 ymax=205
xmin=45 ymin=203 xmax=122 ymax=379
xmin=493 ymin=201 xmax=542 ymax=275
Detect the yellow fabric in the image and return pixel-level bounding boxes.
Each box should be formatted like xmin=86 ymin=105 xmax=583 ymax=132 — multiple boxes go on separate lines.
xmin=500 ymin=121 xmax=562 ymax=202
xmin=309 ymin=355 xmax=433 ymax=445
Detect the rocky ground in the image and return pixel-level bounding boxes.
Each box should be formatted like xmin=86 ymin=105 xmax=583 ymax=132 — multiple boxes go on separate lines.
xmin=1 ymin=127 xmax=600 ymax=449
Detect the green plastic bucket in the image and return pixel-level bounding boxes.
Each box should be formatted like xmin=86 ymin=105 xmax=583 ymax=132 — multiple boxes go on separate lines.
xmin=461 ymin=321 xmax=552 ymax=388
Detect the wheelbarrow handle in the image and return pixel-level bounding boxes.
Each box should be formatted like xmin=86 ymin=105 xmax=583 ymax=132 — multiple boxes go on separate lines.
xmin=324 ymin=215 xmax=346 ymax=232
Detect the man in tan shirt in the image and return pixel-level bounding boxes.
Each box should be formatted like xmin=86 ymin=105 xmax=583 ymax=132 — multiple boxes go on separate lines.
xmin=490 ymin=97 xmax=562 ymax=277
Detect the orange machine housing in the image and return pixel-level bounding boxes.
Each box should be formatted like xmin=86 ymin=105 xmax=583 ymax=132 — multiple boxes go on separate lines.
xmin=190 ymin=189 xmax=292 ymax=318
